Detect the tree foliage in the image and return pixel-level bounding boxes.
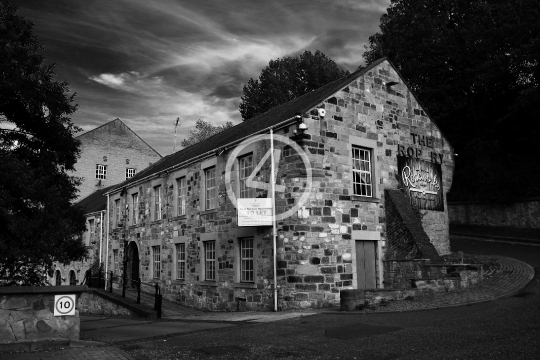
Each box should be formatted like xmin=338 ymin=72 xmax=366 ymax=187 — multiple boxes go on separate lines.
xmin=180 ymin=119 xmax=234 ymax=148
xmin=0 ymin=2 xmax=87 ymax=285
xmin=364 ymin=0 xmax=540 ymax=201
xmin=240 ymin=50 xmax=350 ymax=121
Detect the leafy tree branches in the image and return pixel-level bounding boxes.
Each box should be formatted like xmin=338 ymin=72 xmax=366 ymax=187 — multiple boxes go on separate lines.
xmin=240 ymin=50 xmax=349 ymax=121
xmin=0 ymin=2 xmax=87 ymax=285
xmin=180 ymin=119 xmax=234 ymax=148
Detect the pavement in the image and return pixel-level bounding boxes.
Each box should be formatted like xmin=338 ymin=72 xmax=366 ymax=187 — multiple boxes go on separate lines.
xmin=2 ymin=245 xmax=536 ymax=359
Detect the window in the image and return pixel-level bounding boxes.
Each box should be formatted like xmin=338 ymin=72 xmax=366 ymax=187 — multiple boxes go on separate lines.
xmin=240 ymin=237 xmax=254 ymax=282
xmin=352 ymin=147 xmax=373 ymax=197
xmin=177 ymin=177 xmax=186 ymax=216
xmin=132 ymin=193 xmax=139 ymax=224
xmin=69 ymin=270 xmax=77 ymax=285
xmin=154 ymin=186 xmax=162 ymax=220
xmin=113 ymin=249 xmax=119 ymax=274
xmin=115 ymin=199 xmax=121 ymax=227
xmin=205 ymin=167 xmax=216 ymax=210
xmin=176 ymin=243 xmax=186 ymax=280
xmin=55 ymin=270 xmax=62 ymax=286
xmin=96 ymin=164 xmax=107 ymax=179
xmin=126 ymin=168 xmax=136 ymax=179
xmin=152 ymin=246 xmax=161 ymax=279
xmin=239 ymin=154 xmax=255 ymax=198
xmin=204 ymin=241 xmax=216 ymax=281
xmin=88 ymin=219 xmax=95 ymax=245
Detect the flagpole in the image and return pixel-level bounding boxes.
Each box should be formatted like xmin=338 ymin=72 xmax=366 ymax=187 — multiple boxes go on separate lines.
xmin=173 ymin=118 xmax=179 ymax=153
xmin=270 ymin=128 xmax=278 ymax=312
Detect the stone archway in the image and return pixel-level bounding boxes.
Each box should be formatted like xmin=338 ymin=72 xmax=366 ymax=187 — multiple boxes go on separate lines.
xmin=126 ymin=241 xmax=140 ymax=287
xmin=55 ymin=270 xmax=62 ymax=286
xmin=69 ymin=270 xmax=77 ymax=285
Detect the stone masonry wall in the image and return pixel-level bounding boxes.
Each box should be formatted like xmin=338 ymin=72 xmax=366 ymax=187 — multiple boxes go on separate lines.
xmin=449 ymin=198 xmax=540 ymax=228
xmin=74 ymin=119 xmax=161 ymax=201
xmin=0 ymin=290 xmax=81 ymax=343
xmin=107 ymin=60 xmax=454 ymax=311
xmin=78 ymin=292 xmax=132 ymax=316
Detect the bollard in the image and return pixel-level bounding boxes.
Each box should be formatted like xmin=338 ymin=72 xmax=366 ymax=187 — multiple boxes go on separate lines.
xmin=156 ymin=294 xmax=162 ymax=319
xmin=122 ymin=272 xmax=126 ymax=298
xmin=98 ymin=269 xmax=102 ymax=289
xmin=109 ymin=271 xmax=113 ymax=293
xmin=154 ymin=283 xmax=159 ymax=310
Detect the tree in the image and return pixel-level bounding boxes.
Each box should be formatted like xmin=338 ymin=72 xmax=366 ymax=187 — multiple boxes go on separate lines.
xmin=180 ymin=119 xmax=234 ymax=148
xmin=240 ymin=50 xmax=350 ymax=121
xmin=0 ymin=2 xmax=87 ymax=286
xmin=364 ymin=0 xmax=540 ymax=201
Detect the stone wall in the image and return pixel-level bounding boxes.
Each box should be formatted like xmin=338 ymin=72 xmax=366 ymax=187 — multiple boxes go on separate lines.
xmin=448 ymin=198 xmax=540 ymax=228
xmin=0 ymin=286 xmax=84 ymax=344
xmin=78 ymin=292 xmax=132 ymax=316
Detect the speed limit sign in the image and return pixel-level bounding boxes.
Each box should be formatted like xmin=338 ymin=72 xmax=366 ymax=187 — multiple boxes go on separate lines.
xmin=53 ymin=294 xmax=76 ymax=316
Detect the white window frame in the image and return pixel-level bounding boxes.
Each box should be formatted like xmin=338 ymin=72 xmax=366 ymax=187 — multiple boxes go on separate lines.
xmin=203 ymin=241 xmax=216 ymax=281
xmin=239 ymin=237 xmax=254 ymax=283
xmin=347 ymin=136 xmax=379 ymax=199
xmin=176 ymin=243 xmax=186 ymax=280
xmin=153 ymin=185 xmax=162 ymax=221
xmin=177 ymin=177 xmax=186 ymax=216
xmin=204 ymin=167 xmax=217 ymax=210
xmin=114 ymin=199 xmax=121 ymax=227
xmin=239 ymin=154 xmax=255 ymax=198
xmin=131 ymin=193 xmax=138 ymax=225
xmin=352 ymin=146 xmax=373 ymax=197
xmin=125 ymin=168 xmax=136 ymax=179
xmin=96 ymin=164 xmax=107 ymax=179
xmin=152 ymin=245 xmax=161 ymax=279
xmin=88 ymin=219 xmax=95 ymax=246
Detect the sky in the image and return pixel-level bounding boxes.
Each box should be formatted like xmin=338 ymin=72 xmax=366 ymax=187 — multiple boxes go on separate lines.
xmin=14 ymin=0 xmax=390 ymax=156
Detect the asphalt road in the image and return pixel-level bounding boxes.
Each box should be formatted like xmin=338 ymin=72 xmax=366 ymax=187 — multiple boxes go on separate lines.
xmin=120 ymin=237 xmax=540 ymax=360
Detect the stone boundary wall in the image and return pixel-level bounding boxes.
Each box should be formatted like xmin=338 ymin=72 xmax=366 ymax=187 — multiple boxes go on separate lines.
xmin=0 ymin=286 xmax=85 ymax=344
xmin=78 ymin=291 xmax=132 ymax=317
xmin=448 ymin=198 xmax=540 ymax=228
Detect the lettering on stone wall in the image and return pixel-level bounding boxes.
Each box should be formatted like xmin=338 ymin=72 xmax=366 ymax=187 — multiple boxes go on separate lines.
xmin=397 ymin=132 xmax=444 ymax=164
xmin=397 ymin=156 xmax=444 ymax=211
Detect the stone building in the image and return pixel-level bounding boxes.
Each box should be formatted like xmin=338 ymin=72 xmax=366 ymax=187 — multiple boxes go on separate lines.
xmin=49 ymin=186 xmax=113 ymax=286
xmin=105 ymin=58 xmax=454 ymax=311
xmin=73 ymin=118 xmax=162 ymax=201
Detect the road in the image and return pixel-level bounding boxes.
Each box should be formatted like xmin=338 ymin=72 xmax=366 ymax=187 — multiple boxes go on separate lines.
xmin=109 ymin=237 xmax=540 ymax=360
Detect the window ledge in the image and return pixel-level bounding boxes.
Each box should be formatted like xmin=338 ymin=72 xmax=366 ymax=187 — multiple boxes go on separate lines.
xmin=351 ymin=196 xmax=380 ymax=203
xmin=171 ymin=280 xmax=186 ymax=285
xmin=200 ymin=209 xmax=218 ymax=216
xmin=198 ymin=281 xmax=218 ymax=287
xmin=171 ymin=215 xmax=187 ymax=221
xmin=234 ymin=283 xmax=257 ymax=289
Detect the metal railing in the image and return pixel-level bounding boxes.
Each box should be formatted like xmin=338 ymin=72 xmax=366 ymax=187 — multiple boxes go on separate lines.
xmin=84 ymin=270 xmax=162 ymax=318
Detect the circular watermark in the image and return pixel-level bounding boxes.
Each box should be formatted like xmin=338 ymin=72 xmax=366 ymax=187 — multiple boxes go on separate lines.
xmin=224 ymin=133 xmax=312 ymax=221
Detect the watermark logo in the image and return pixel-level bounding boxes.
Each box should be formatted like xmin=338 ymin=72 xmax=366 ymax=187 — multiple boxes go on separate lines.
xmin=224 ymin=134 xmax=312 ymax=221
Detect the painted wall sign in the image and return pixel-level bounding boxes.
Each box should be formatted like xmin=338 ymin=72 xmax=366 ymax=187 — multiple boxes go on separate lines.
xmin=397 ymin=156 xmax=444 ymax=211
xmin=238 ymin=198 xmax=272 ymax=226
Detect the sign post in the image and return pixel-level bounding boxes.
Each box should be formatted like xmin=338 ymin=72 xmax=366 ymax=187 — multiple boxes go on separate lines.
xmin=53 ymin=294 xmax=76 ymax=316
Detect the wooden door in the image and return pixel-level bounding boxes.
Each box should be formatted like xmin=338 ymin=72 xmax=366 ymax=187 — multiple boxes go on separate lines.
xmin=355 ymin=241 xmax=376 ymax=289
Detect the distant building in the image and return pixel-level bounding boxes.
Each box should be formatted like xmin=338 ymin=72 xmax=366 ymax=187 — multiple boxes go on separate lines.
xmin=73 ymin=118 xmax=161 ymax=201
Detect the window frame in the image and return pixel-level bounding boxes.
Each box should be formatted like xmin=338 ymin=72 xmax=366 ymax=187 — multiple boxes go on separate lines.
xmin=238 ymin=153 xmax=255 ymax=199
xmin=347 ymin=136 xmax=379 ymax=200
xmin=177 ymin=177 xmax=187 ymax=216
xmin=88 ymin=219 xmax=95 ymax=245
xmin=175 ymin=243 xmax=186 ymax=280
xmin=114 ymin=199 xmax=121 ymax=227
xmin=153 ymin=185 xmax=162 ymax=221
xmin=239 ymin=237 xmax=254 ymax=283
xmin=203 ymin=240 xmax=216 ymax=281
xmin=152 ymin=245 xmax=161 ymax=279
xmin=113 ymin=249 xmax=119 ymax=275
xmin=204 ymin=167 xmax=217 ymax=211
xmin=131 ymin=193 xmax=139 ymax=225
xmin=96 ymin=164 xmax=107 ymax=179
xmin=352 ymin=146 xmax=373 ymax=198
xmin=125 ymin=168 xmax=136 ymax=179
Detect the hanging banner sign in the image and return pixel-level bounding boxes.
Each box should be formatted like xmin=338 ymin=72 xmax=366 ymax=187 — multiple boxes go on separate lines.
xmin=397 ymin=156 xmax=444 ymax=211
xmin=238 ymin=198 xmax=272 ymax=226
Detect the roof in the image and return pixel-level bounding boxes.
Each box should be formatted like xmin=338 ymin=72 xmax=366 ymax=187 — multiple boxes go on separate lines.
xmin=77 ymin=118 xmax=161 ymax=158
xmin=76 ymin=185 xmax=115 ymax=214
xmin=107 ymin=58 xmax=390 ymax=195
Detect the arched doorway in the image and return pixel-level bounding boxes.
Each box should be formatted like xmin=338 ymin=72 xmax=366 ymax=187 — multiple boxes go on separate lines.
xmin=126 ymin=241 xmax=140 ymax=287
xmin=55 ymin=270 xmax=62 ymax=286
xmin=69 ymin=270 xmax=77 ymax=285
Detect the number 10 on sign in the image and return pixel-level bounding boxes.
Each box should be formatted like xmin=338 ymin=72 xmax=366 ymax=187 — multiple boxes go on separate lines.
xmin=53 ymin=294 xmax=76 ymax=316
